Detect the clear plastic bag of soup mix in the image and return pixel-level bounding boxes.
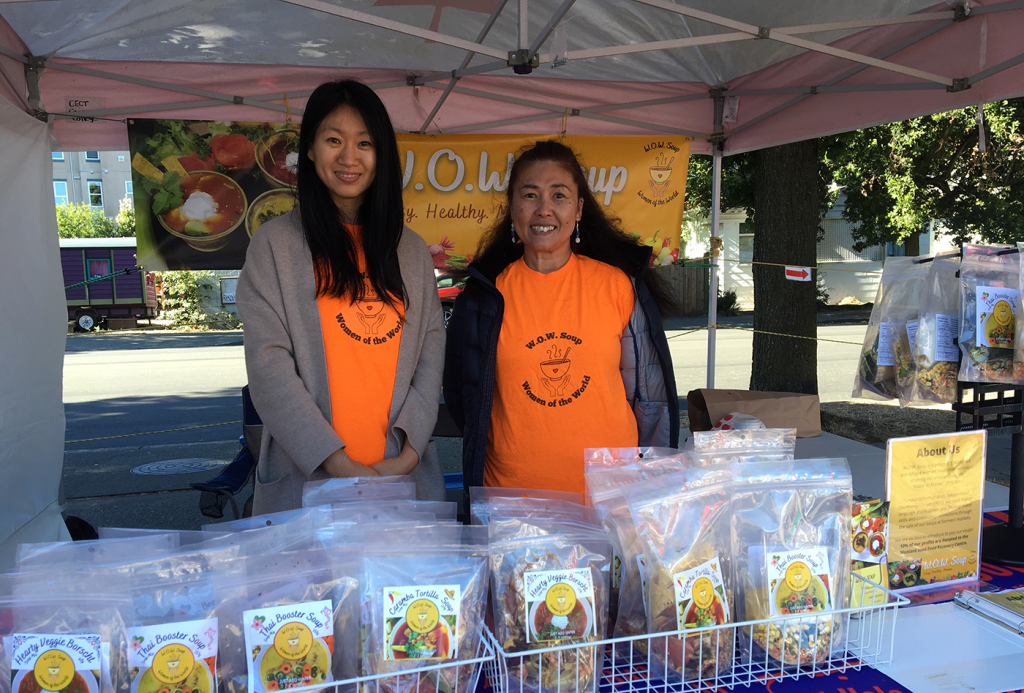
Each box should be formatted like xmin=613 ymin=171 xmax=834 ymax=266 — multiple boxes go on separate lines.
xmin=360 ymin=525 xmax=489 ymax=693
xmin=730 ymin=459 xmax=853 ymax=670
xmin=584 ymin=460 xmax=686 ymax=636
xmin=688 ymin=429 xmax=796 ymax=467
xmin=215 ymin=547 xmax=361 ymax=693
xmin=488 ymin=525 xmax=612 ymax=693
xmin=625 ymin=472 xmax=735 ymax=682
xmin=853 ymin=257 xmax=930 ymax=401
xmin=2 ymin=572 xmax=136 ymax=693
xmin=16 ymin=535 xmax=178 ymax=571
xmin=122 ymin=547 xmax=240 ymax=693
xmin=584 ymin=448 xmax=684 ymax=470
xmin=302 ymin=479 xmax=416 ymax=508
xmin=959 ymin=244 xmax=1022 ymax=384
xmin=905 ymin=252 xmax=961 ymax=405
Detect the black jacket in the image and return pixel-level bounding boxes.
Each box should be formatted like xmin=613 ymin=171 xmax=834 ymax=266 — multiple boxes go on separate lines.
xmin=443 ymin=246 xmax=680 ymax=502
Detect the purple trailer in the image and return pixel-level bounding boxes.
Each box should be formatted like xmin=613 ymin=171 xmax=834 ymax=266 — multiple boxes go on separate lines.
xmin=60 ymin=238 xmax=157 ymax=331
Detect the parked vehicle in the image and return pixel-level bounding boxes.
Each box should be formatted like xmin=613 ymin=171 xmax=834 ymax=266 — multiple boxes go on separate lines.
xmin=60 ymin=237 xmax=157 ymax=331
xmin=436 ymin=272 xmax=465 ymax=329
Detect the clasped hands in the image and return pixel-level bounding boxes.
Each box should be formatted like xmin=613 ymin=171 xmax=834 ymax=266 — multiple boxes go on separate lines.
xmin=320 ymin=440 xmax=419 ymax=478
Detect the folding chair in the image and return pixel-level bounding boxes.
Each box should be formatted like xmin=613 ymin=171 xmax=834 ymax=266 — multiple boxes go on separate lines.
xmin=191 ymin=386 xmax=263 ymax=520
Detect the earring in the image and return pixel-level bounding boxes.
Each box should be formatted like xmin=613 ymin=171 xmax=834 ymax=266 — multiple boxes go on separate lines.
xmin=575 ymin=220 xmax=581 ymax=244
xmin=511 ymin=221 xmax=517 ymax=243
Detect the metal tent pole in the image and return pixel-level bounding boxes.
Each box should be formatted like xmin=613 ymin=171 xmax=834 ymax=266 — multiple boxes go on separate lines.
xmin=707 ymin=147 xmax=721 ymax=388
xmin=707 ymin=92 xmax=725 ymax=389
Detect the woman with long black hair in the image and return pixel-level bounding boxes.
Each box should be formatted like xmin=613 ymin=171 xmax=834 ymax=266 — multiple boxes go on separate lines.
xmin=238 ymin=80 xmax=445 ymax=513
xmin=444 ymin=139 xmax=678 ymax=500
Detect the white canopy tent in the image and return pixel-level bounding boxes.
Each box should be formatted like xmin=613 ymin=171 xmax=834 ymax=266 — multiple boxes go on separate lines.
xmin=2 ymin=0 xmax=1023 ymax=562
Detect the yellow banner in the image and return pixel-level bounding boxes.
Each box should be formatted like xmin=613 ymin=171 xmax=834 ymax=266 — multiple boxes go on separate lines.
xmin=395 ymin=134 xmax=689 ymax=271
xmin=885 ymin=431 xmax=987 ymax=590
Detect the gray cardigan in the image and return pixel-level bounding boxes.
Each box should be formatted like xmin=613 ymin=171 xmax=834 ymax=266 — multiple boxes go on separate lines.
xmin=236 ymin=211 xmax=446 ymax=514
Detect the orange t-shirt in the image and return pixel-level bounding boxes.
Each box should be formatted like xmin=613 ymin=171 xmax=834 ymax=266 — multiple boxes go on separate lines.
xmin=317 ymin=227 xmax=405 ymax=465
xmin=484 ymin=253 xmax=638 ymax=495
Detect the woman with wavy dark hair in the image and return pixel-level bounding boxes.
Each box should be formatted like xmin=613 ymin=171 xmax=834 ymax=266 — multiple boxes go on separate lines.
xmin=443 ymin=139 xmax=679 ymax=500
xmin=238 ymin=80 xmax=445 ymax=513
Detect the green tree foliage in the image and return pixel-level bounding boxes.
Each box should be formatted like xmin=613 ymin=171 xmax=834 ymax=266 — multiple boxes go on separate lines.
xmin=56 ymin=200 xmax=135 ymax=238
xmin=830 ymin=99 xmax=1024 ymax=248
xmin=158 ymin=271 xmax=241 ymax=330
xmin=114 ymin=197 xmax=136 ymax=236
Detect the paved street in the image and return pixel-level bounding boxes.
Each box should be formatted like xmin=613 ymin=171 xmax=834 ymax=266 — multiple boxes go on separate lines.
xmin=60 ymin=323 xmax=871 ymax=531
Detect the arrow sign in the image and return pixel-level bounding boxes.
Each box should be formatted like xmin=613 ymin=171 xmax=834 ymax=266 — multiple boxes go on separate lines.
xmin=785 ymin=266 xmax=811 ymax=281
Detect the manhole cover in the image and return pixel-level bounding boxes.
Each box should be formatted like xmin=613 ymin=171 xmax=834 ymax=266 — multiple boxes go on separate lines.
xmin=130 ymin=459 xmax=228 ymax=475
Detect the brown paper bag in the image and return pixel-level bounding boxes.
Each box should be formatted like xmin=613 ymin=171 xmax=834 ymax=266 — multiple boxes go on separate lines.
xmin=686 ymin=388 xmax=822 ymax=437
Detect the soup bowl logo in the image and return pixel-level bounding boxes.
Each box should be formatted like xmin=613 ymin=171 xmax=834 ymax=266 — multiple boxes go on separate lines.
xmin=355 ymin=296 xmax=388 ymax=335
xmin=33 ymin=650 xmax=74 ymax=691
xmin=691 ymin=577 xmax=715 ymax=611
xmin=152 ymin=644 xmax=195 ymax=685
xmin=784 ymin=562 xmax=812 ymax=592
xmin=648 ymin=152 xmax=675 ymax=198
xmin=405 ymin=598 xmax=440 ymax=635
xmin=539 ymin=345 xmax=572 ymax=397
xmin=986 ymin=300 xmax=1015 ymax=346
xmin=545 ymin=582 xmax=578 ymax=618
xmin=273 ymin=622 xmax=313 ymax=661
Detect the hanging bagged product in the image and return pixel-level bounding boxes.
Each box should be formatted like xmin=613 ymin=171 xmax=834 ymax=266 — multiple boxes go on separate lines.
xmin=16 ymin=535 xmax=178 ymax=570
xmin=625 ymin=471 xmax=735 ymax=682
xmin=583 ymin=448 xmax=685 ymax=470
xmin=731 ymin=459 xmax=853 ymax=670
xmin=360 ymin=525 xmax=490 ymax=693
xmin=469 ymin=490 xmax=601 ymax=530
xmin=959 ymin=244 xmax=1022 ymax=383
xmin=215 ymin=548 xmax=361 ymax=693
xmin=853 ymin=257 xmax=931 ymax=401
xmin=488 ymin=517 xmax=612 ymax=693
xmin=901 ymin=253 xmax=961 ymax=405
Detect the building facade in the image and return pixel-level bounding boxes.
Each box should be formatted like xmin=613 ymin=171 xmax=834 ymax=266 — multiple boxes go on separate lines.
xmin=51 ymin=150 xmax=133 ymax=218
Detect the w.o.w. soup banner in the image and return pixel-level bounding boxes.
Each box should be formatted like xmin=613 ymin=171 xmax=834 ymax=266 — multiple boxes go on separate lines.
xmin=127 ymin=119 xmax=689 ymax=271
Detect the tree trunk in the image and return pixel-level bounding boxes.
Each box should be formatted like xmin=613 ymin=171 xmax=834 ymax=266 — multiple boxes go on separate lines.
xmin=750 ymin=140 xmax=819 ymax=395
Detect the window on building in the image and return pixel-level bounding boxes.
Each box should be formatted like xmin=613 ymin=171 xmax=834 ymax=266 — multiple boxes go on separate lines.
xmin=125 ymin=181 xmax=134 ymax=196
xmin=87 ymin=258 xmax=110 ymax=280
xmin=87 ymin=179 xmax=103 ymax=208
xmin=53 ymin=180 xmax=69 ymax=206
xmin=85 ymin=151 xmax=100 ymax=161
xmin=738 ymin=222 xmax=754 ymax=262
xmin=52 ymin=152 xmax=64 ymax=161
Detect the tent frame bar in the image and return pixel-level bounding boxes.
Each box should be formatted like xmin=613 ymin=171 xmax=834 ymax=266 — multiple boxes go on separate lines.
xmin=636 ymin=0 xmax=958 ymax=87
xmin=274 ymin=0 xmax=508 ymax=60
xmin=419 ymin=0 xmax=510 ymax=134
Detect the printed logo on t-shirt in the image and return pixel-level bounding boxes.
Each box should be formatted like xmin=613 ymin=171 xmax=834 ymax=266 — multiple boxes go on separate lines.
xmin=522 ymin=333 xmax=590 ymax=408
xmin=333 ymin=274 xmax=402 ymax=346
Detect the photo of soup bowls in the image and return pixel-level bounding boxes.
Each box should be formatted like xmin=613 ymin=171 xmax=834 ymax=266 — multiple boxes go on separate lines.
xmin=131 ymin=658 xmax=213 ymax=693
xmin=253 ymin=637 xmax=331 ymax=693
xmin=527 ymin=593 xmax=594 ymax=642
xmin=888 ymin=559 xmax=921 ymax=589
xmin=157 ymin=170 xmax=247 ymax=252
xmin=256 ymin=129 xmax=301 ymax=188
xmin=387 ymin=617 xmax=456 ymax=660
xmin=852 ymin=532 xmax=868 ymax=554
xmin=246 ymin=189 xmax=299 ymax=238
xmin=14 ymin=667 xmax=100 ymax=693
xmin=868 ymin=533 xmax=886 ymax=558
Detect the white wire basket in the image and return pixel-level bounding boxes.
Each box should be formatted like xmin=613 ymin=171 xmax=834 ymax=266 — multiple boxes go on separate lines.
xmin=482 ymin=573 xmax=909 ymax=693
xmin=264 ymin=634 xmax=496 ymax=693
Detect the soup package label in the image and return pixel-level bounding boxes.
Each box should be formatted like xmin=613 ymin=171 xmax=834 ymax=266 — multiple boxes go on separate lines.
xmin=977 ymin=286 xmax=1018 ymax=349
xmin=672 ymin=555 xmax=731 ymax=630
xmin=766 ymin=549 xmax=833 ymax=617
xmin=636 ymin=555 xmax=649 ymax=615
xmin=877 ymin=323 xmax=897 ymax=367
xmin=381 ymin=584 xmax=461 ymax=661
xmin=523 ymin=568 xmax=596 ymax=644
xmin=11 ymin=634 xmax=103 ymax=693
xmin=127 ymin=618 xmax=219 ymax=693
xmin=241 ymin=600 xmax=334 ymax=693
